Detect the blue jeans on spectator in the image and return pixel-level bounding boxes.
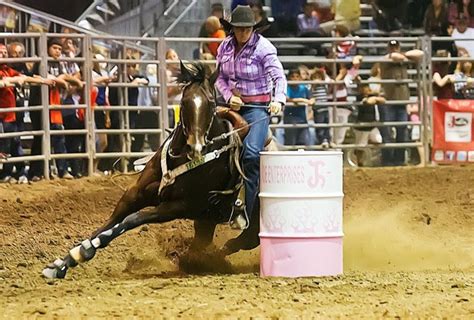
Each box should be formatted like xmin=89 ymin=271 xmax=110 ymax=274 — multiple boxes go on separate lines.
xmin=379 ymin=105 xmax=409 ymax=166
xmin=0 ymin=121 xmax=18 ymax=178
xmin=63 ymin=115 xmax=84 ymax=177
xmin=239 ymin=106 xmax=270 ymax=220
xmin=51 ymin=123 xmax=68 ymax=177
xmin=313 ymin=110 xmax=330 ymax=144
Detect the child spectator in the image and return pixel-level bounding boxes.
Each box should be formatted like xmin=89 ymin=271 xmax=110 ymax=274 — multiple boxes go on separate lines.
xmin=297 ymin=2 xmax=320 ymax=36
xmin=453 ymin=58 xmax=474 ymax=99
xmin=368 ymin=63 xmax=382 ymax=94
xmin=432 ymin=50 xmax=456 ymax=99
xmin=47 ymin=38 xmax=79 ymax=179
xmin=285 ymin=69 xmax=313 ymax=146
xmin=353 ymin=83 xmax=385 ymax=166
xmin=202 ymin=16 xmax=226 ymax=59
xmin=310 ymin=68 xmax=331 ymax=148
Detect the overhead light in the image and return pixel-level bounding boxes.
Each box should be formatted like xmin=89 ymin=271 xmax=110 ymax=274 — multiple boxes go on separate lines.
xmin=107 ymin=0 xmax=121 ymax=10
xmin=96 ymin=4 xmax=115 ymax=16
xmin=86 ymin=13 xmax=105 ymax=25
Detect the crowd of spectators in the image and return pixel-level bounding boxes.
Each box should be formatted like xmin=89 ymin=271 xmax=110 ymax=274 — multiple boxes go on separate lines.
xmin=0 ymin=32 xmax=178 ymax=182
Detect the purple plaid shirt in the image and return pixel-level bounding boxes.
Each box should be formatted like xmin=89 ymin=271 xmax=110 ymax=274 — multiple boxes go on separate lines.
xmin=216 ymin=33 xmax=287 ymax=105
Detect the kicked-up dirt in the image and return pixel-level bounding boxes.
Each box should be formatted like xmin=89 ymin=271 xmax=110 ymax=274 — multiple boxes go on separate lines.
xmin=0 ymin=165 xmax=473 ymax=319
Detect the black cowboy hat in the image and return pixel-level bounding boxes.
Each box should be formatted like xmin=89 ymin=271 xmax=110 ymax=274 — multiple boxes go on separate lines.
xmin=220 ymin=5 xmax=273 ymax=35
xmin=220 ymin=5 xmax=256 ymax=31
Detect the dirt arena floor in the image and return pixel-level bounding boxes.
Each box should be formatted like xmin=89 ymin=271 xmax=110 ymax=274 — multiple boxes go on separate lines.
xmin=1 ymin=165 xmax=473 ymax=319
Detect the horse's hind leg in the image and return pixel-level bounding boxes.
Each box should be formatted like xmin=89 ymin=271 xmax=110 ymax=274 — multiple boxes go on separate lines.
xmin=42 ymin=200 xmax=182 ymax=279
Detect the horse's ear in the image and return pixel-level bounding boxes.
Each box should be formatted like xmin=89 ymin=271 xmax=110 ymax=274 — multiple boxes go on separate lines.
xmin=209 ymin=64 xmax=220 ymax=87
xmin=178 ymin=60 xmax=194 ymax=83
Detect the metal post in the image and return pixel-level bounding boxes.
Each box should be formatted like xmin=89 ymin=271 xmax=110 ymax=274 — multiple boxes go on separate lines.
xmin=84 ymin=35 xmax=95 ymax=176
xmin=39 ymin=33 xmax=51 ymax=179
xmin=416 ymin=36 xmax=425 ymax=167
xmin=123 ymin=43 xmax=131 ymax=172
xmin=424 ymin=36 xmax=433 ymax=166
xmin=158 ymin=37 xmax=169 ymax=144
xmin=117 ymin=49 xmax=126 ymax=172
xmin=331 ymin=56 xmax=338 ymax=147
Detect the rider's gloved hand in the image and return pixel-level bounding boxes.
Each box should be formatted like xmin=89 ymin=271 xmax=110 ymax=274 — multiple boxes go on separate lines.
xmin=268 ymin=101 xmax=282 ymax=115
xmin=229 ymin=95 xmax=243 ymax=111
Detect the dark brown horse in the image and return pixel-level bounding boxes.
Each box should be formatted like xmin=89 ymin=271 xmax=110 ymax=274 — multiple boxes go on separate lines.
xmin=42 ymin=62 xmax=260 ymax=279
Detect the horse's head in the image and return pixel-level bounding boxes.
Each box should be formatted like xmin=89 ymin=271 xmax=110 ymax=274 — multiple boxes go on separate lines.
xmin=178 ymin=61 xmax=219 ymax=160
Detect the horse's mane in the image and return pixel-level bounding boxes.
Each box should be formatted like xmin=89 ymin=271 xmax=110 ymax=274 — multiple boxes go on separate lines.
xmin=177 ymin=62 xmax=210 ymax=85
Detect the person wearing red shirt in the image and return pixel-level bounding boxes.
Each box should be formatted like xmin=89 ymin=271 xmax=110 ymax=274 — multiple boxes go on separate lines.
xmin=0 ymin=43 xmax=51 ymax=183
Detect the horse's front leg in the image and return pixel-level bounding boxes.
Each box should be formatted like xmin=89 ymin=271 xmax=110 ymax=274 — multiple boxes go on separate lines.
xmin=42 ymin=200 xmax=183 ymax=279
xmin=189 ymin=220 xmax=217 ymax=252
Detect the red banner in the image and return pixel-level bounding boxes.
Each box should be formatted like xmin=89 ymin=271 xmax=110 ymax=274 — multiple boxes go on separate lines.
xmin=432 ymin=99 xmax=474 ymax=163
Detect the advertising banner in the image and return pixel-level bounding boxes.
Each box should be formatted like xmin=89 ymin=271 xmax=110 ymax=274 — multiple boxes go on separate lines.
xmin=432 ymin=99 xmax=474 ymax=163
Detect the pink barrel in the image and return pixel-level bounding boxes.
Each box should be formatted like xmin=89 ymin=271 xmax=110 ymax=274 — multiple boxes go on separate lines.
xmin=259 ymin=150 xmax=343 ymax=277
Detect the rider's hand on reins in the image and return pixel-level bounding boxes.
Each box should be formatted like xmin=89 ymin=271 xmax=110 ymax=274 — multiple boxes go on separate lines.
xmin=230 ymin=95 xmax=243 ymax=111
xmin=268 ymin=101 xmax=282 ymax=115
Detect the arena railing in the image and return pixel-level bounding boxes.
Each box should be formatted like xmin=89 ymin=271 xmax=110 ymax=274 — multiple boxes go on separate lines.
xmin=0 ymin=34 xmax=448 ymax=178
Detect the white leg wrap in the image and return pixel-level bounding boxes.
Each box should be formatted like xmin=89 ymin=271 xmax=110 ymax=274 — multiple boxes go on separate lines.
xmin=101 ymin=229 xmax=113 ymax=237
xmin=69 ymin=245 xmax=83 ymax=263
xmin=81 ymin=239 xmax=92 ymax=250
xmin=53 ymin=258 xmax=64 ymax=268
xmin=91 ymin=238 xmax=101 ymax=248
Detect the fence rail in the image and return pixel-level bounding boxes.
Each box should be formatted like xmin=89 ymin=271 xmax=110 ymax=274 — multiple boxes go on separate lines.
xmin=0 ymin=34 xmax=465 ymax=177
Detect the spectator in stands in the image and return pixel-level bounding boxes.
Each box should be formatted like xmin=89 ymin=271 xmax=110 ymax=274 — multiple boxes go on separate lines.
xmin=325 ymin=57 xmax=352 ymax=145
xmin=61 ymin=38 xmax=84 ymax=178
xmin=451 ymin=15 xmax=474 ymax=57
xmin=0 ymin=43 xmax=49 ymax=183
xmin=198 ymin=3 xmax=225 ymax=59
xmin=368 ymin=62 xmax=382 ymax=94
xmin=126 ymin=57 xmax=149 ymax=170
xmin=297 ymin=2 xmax=320 ymax=36
xmin=284 ymin=69 xmax=312 ymax=146
xmin=453 ymin=55 xmax=474 ymax=98
xmin=310 ymin=68 xmax=331 ymax=148
xmin=92 ymin=53 xmax=113 ymax=174
xmin=202 ymin=16 xmax=226 ymax=59
xmin=249 ymin=1 xmax=274 ymax=36
xmin=166 ymin=48 xmax=183 ymax=128
xmin=47 ymin=38 xmax=79 ymax=179
xmin=448 ymin=0 xmax=474 ymax=28
xmin=372 ymin=0 xmax=408 ymax=32
xmin=6 ymin=42 xmax=28 ymax=184
xmin=424 ymin=0 xmax=450 ymax=36
xmin=332 ymin=25 xmax=356 ymax=58
xmin=432 ymin=49 xmax=456 ymax=99
xmin=136 ymin=64 xmax=159 ymax=151
xmin=424 ymin=0 xmax=457 ymax=53
xmin=379 ymin=40 xmax=424 ymax=166
xmin=353 ymin=83 xmax=384 ymax=166
xmin=298 ymin=64 xmax=312 ymax=90
xmin=320 ymin=0 xmax=361 ymax=34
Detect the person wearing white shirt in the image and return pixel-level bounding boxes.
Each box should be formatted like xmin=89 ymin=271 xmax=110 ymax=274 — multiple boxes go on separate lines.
xmin=452 ymin=16 xmax=474 ymax=58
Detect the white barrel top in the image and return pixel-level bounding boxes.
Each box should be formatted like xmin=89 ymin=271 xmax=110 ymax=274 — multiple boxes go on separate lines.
xmin=260 ymin=150 xmax=343 ymax=197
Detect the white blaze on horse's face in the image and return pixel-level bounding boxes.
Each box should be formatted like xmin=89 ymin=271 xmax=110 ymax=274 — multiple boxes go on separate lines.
xmin=185 ymin=94 xmax=207 ymax=159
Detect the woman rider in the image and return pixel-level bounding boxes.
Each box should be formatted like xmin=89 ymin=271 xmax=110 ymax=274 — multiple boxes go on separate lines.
xmin=216 ymin=5 xmax=287 ymax=226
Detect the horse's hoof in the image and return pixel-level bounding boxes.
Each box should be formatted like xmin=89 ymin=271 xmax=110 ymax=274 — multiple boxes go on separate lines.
xmin=42 ymin=259 xmax=67 ymax=279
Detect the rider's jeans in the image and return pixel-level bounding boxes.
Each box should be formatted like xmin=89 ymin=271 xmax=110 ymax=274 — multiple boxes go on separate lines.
xmin=238 ymin=105 xmax=270 ymax=220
